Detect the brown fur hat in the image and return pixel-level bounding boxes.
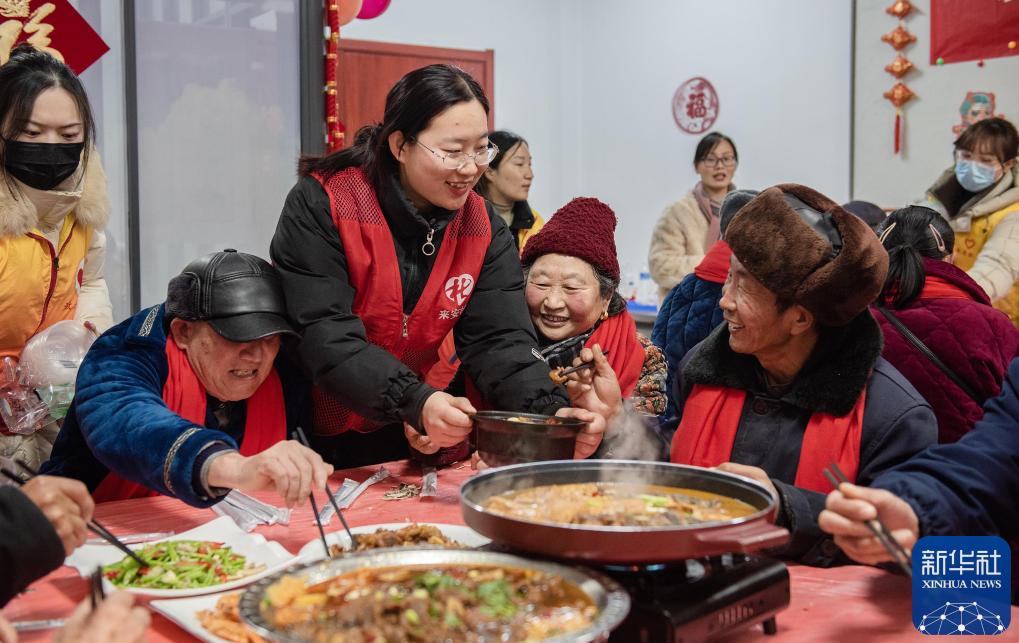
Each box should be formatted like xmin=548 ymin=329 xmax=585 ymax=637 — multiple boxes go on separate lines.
xmin=724 ymin=184 xmax=889 ymax=327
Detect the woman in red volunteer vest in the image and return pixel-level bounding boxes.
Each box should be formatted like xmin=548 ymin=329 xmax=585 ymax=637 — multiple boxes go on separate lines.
xmin=271 ymin=65 xmax=612 ymax=468
xmin=871 ymin=206 xmax=1019 ymax=444
xmin=669 ymin=184 xmax=937 ymax=566
xmin=41 ymin=250 xmax=332 ymax=507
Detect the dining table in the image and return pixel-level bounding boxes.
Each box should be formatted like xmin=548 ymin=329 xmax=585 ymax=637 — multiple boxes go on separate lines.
xmin=4 ymin=458 xmax=1016 ymax=642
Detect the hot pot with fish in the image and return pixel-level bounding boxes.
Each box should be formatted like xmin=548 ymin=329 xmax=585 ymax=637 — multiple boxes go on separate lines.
xmin=460 ymin=460 xmax=790 ymax=564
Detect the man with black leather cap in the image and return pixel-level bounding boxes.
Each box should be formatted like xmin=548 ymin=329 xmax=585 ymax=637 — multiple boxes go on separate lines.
xmin=668 ymin=184 xmax=937 ymax=566
xmin=42 ymin=249 xmax=332 ymax=508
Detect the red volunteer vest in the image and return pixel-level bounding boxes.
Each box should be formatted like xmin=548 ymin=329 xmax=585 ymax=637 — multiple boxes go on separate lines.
xmin=670 ymin=384 xmax=866 ymax=493
xmin=311 ymin=168 xmax=491 ymax=436
xmin=92 ymin=336 xmax=287 ymax=503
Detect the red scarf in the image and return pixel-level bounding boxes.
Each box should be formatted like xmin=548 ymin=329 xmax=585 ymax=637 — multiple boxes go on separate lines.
xmin=670 ymin=384 xmax=866 ymax=493
xmin=693 ymin=240 xmax=732 ymax=284
xmin=919 ymin=274 xmax=974 ymax=301
xmin=587 ymin=310 xmax=646 ymax=398
xmin=311 ymin=168 xmax=491 ymax=435
xmin=92 ymin=336 xmax=286 ymax=503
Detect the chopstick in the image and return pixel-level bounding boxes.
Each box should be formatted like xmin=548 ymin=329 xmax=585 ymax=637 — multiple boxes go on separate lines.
xmin=822 ymin=463 xmax=912 ymax=578
xmin=89 ymin=566 xmax=105 ymax=610
xmin=305 ymin=486 xmax=331 ymax=560
xmin=554 ymin=349 xmax=611 ymax=378
xmin=3 ymin=461 xmax=150 ymax=569
xmin=293 ymin=426 xmax=359 ymax=550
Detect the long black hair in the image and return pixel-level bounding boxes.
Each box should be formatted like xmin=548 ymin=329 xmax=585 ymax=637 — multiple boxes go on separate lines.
xmin=299 ymin=64 xmax=489 ymax=189
xmin=474 ymin=129 xmax=528 ymax=198
xmin=0 ymin=43 xmax=95 ymax=196
xmin=877 ymin=206 xmax=955 ymax=308
xmin=693 ymin=131 xmax=738 ymax=166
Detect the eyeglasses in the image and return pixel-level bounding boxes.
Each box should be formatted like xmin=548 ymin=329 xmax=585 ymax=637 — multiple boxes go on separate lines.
xmin=954 ymin=149 xmax=1000 ymax=168
xmin=415 ymin=140 xmax=499 ymax=170
xmin=700 ymin=155 xmax=737 ymax=168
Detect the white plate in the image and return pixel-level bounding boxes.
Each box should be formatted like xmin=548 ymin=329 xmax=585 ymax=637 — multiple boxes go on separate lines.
xmin=149 ymin=592 xmax=244 ymax=643
xmin=297 ymin=522 xmax=490 ymax=562
xmin=65 ymin=516 xmax=299 ymax=598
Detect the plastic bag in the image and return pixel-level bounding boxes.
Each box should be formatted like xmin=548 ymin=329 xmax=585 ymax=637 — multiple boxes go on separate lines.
xmin=18 ymin=321 xmax=97 ymax=420
xmin=0 ymin=357 xmax=51 ymax=435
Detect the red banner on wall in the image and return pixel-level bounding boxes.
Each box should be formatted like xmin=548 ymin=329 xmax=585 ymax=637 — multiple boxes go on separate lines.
xmin=1 ymin=0 xmax=109 ymax=74
xmin=930 ymin=0 xmax=1019 ymax=65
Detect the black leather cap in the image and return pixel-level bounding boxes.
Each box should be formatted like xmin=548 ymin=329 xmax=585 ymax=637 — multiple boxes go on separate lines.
xmin=165 ymin=249 xmax=297 ymax=342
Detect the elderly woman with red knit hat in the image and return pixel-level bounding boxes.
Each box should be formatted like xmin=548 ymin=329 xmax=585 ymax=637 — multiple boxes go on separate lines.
xmin=519 ymin=198 xmax=667 ymax=457
xmin=670 ymin=184 xmax=937 ymax=566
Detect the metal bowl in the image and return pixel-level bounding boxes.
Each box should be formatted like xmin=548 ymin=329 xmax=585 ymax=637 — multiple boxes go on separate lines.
xmin=238 ymin=548 xmax=630 ymax=642
xmin=461 ymin=460 xmax=790 ymax=563
xmin=473 ymin=411 xmax=586 ymax=467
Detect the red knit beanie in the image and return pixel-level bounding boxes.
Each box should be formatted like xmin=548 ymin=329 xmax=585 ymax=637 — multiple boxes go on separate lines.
xmin=520 ymin=197 xmax=620 ymax=281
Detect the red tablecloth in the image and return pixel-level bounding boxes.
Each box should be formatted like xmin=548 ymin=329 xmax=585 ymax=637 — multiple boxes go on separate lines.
xmin=4 ymin=459 xmax=1016 ymax=641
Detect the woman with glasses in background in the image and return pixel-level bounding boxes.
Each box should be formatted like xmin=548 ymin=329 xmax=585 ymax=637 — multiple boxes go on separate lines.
xmin=648 ymin=132 xmax=739 ymax=300
xmin=271 ymin=65 xmax=613 ymax=467
xmin=924 ymin=117 xmax=1019 ymax=325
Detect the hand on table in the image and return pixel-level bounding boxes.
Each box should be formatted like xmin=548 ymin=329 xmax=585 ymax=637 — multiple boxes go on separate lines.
xmin=563 ymin=345 xmax=623 ymax=420
xmin=819 ymin=482 xmax=919 ymax=566
xmin=206 ymin=441 xmax=333 ymax=507
xmin=53 ymin=592 xmax=149 ymax=643
xmin=420 ymin=392 xmax=475 ymax=448
xmin=21 ymin=475 xmax=95 ymax=555
xmin=716 ymin=463 xmax=779 ymax=504
xmin=0 ymin=614 xmax=15 ymax=643
xmin=470 ymin=450 xmax=489 ymax=471
xmin=404 ymin=422 xmax=439 ymax=455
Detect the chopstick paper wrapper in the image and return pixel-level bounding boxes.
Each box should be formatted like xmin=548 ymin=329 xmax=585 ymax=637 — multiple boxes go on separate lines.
xmin=312 ymin=478 xmax=358 ymax=524
xmin=318 ymin=466 xmax=390 ymax=524
xmin=421 ymin=466 xmax=438 ymax=497
xmin=212 ymin=490 xmax=291 ymax=531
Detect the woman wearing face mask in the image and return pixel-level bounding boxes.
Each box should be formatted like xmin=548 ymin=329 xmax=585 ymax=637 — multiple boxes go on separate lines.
xmin=473 ymin=130 xmax=542 ymax=252
xmin=925 ymin=117 xmax=1019 ymax=325
xmin=648 ymin=132 xmax=738 ymax=300
xmin=0 ymin=44 xmax=113 ymax=468
xmin=271 ymin=65 xmax=615 ymax=468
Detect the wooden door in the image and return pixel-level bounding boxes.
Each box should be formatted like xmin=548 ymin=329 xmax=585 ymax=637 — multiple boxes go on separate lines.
xmin=336 ymin=39 xmax=495 ymax=145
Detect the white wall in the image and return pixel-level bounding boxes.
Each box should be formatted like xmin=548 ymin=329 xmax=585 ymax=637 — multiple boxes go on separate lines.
xmin=573 ymin=0 xmax=852 ymax=274
xmin=854 ymin=0 xmax=1019 ymax=208
xmin=346 ymin=0 xmax=853 ymax=273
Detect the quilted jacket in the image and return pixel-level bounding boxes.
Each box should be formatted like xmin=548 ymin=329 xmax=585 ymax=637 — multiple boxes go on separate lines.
xmin=873 ymin=258 xmax=1019 ymax=444
xmin=651 ymin=271 xmax=725 ymax=440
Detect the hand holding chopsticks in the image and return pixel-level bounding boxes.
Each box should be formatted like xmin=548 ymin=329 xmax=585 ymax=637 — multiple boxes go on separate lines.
xmin=820 ymin=463 xmax=915 ymax=578
xmin=1 ymin=461 xmax=149 ymax=567
xmin=294 ymin=426 xmax=358 ymax=553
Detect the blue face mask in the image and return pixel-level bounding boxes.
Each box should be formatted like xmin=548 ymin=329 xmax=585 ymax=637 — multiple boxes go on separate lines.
xmin=955 ymin=159 xmax=998 ymax=192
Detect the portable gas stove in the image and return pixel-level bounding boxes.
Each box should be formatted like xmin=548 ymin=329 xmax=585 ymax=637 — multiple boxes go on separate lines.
xmin=602 ymin=553 xmax=789 ymax=642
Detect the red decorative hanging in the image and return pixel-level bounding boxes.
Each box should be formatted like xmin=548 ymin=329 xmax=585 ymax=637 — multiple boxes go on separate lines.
xmin=882 ymin=25 xmax=917 ymax=50
xmin=884 ymin=82 xmax=916 ymax=108
xmin=885 ymin=0 xmax=914 ymax=19
xmin=894 ymin=109 xmax=903 ymax=154
xmin=884 ymin=55 xmax=915 ymax=79
xmin=323 ymin=1 xmax=362 ymax=151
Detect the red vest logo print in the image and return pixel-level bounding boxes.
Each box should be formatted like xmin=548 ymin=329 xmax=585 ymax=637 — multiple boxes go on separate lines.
xmin=444 ymin=274 xmax=475 ymax=307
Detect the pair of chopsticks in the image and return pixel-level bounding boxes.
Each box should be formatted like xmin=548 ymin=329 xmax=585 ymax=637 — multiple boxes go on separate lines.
xmin=822 ymin=462 xmax=912 ymax=578
xmin=293 ymin=427 xmax=358 ymax=558
xmin=0 ymin=459 xmax=149 ymax=568
xmin=554 ymin=349 xmax=611 ymax=378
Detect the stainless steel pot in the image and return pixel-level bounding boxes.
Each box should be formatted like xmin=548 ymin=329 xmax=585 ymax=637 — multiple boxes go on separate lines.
xmin=460 ymin=460 xmax=790 ymax=563
xmin=239 ymin=548 xmax=630 ymax=642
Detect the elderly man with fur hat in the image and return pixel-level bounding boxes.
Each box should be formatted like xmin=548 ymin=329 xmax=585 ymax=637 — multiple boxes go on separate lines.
xmin=669 ymin=184 xmax=937 ymax=566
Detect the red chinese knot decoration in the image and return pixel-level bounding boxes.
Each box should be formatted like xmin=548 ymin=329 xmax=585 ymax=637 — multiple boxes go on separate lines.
xmin=0 ymin=0 xmax=108 ymax=74
xmin=325 ymin=0 xmax=362 ymax=151
xmin=885 ymin=0 xmax=914 ymax=19
xmin=884 ymin=54 xmax=915 ymax=79
xmin=882 ymin=2 xmax=918 ymax=155
xmin=672 ymin=77 xmax=719 ymax=135
xmin=882 ymin=25 xmax=917 ymax=50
